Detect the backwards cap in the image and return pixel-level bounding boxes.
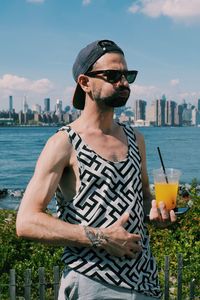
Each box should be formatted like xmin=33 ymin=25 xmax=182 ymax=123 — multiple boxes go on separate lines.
xmin=72 ymin=39 xmax=124 ymax=110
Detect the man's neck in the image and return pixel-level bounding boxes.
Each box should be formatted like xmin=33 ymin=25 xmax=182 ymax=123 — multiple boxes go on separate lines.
xmin=78 ymin=105 xmax=116 ymax=134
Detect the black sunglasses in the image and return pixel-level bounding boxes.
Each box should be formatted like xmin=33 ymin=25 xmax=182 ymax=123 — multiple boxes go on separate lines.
xmin=85 ymin=69 xmax=138 ymax=84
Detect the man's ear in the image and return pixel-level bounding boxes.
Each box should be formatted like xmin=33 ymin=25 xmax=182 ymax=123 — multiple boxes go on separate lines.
xmin=78 ymin=74 xmax=90 ymax=93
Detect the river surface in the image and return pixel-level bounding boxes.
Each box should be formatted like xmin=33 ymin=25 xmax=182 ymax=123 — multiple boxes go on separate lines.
xmin=0 ymin=126 xmax=199 ymax=209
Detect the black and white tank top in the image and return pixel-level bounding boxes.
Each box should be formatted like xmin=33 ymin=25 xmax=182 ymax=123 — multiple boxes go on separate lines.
xmin=56 ymin=123 xmax=161 ymax=298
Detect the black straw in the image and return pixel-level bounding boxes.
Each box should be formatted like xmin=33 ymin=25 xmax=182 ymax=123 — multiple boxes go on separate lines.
xmin=157 ymin=147 xmax=169 ymax=183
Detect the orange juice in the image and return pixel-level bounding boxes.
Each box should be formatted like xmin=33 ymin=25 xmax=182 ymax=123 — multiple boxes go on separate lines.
xmin=154 ymin=182 xmax=178 ymax=210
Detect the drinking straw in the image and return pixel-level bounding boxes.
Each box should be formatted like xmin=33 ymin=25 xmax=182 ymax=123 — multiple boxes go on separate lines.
xmin=157 ymin=147 xmax=169 ymax=183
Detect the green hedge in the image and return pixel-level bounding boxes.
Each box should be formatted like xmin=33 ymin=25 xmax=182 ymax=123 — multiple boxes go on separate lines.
xmin=0 ymin=182 xmax=199 ymax=299
xmin=148 ymin=189 xmax=200 ymax=298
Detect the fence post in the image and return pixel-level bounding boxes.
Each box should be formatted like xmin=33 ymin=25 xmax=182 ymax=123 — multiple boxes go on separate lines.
xmin=9 ymin=269 xmax=16 ymax=300
xmin=177 ymin=253 xmax=183 ymax=300
xmin=24 ymin=269 xmax=31 ymax=300
xmin=38 ymin=267 xmax=46 ymax=300
xmin=189 ymin=278 xmax=195 ymax=300
xmin=164 ymin=255 xmax=170 ymax=300
xmin=53 ymin=266 xmax=60 ymax=300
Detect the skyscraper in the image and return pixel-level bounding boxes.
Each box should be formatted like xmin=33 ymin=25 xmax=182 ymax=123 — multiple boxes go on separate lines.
xmin=198 ymin=98 xmax=200 ymax=111
xmin=44 ymin=98 xmax=50 ymax=112
xmin=155 ymin=95 xmax=166 ymax=126
xmin=23 ymin=96 xmax=29 ymax=114
xmin=55 ymin=99 xmax=62 ymax=115
xmin=9 ymin=95 xmax=13 ymax=112
xmin=166 ymin=101 xmax=176 ymax=126
xmin=134 ymin=99 xmax=147 ymax=121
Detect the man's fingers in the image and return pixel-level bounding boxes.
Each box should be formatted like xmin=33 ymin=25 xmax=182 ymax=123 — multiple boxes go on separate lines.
xmin=159 ymin=202 xmax=169 ymax=221
xmin=114 ymin=212 xmax=129 ymax=227
xmin=151 ymin=199 xmax=157 ymax=209
xmin=149 ymin=200 xmax=160 ymax=220
xmin=150 ymin=200 xmax=176 ymax=222
xmin=170 ymin=210 xmax=177 ymax=222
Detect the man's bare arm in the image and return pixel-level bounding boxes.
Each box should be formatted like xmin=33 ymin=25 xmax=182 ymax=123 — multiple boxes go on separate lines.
xmin=16 ymin=131 xmax=90 ymax=247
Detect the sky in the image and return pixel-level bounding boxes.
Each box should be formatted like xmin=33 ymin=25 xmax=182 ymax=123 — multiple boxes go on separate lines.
xmin=0 ymin=0 xmax=200 ymax=112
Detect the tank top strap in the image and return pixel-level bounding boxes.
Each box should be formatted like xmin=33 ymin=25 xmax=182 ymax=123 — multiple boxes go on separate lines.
xmin=120 ymin=123 xmax=136 ymax=139
xmin=58 ymin=125 xmax=84 ymax=152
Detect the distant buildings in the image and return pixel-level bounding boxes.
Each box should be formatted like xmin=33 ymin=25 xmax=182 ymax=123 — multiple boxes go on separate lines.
xmin=0 ymin=94 xmax=200 ymax=127
xmin=138 ymin=95 xmax=200 ymax=127
xmin=44 ymin=98 xmax=50 ymax=112
xmin=134 ymin=100 xmax=147 ymax=121
xmin=198 ymin=99 xmax=200 ymax=111
xmin=23 ymin=97 xmax=29 ymax=114
xmin=9 ymin=96 xmax=13 ymax=113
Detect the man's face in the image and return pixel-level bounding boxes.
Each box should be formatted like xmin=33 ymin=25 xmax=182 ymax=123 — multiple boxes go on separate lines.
xmin=87 ymin=53 xmax=131 ymax=109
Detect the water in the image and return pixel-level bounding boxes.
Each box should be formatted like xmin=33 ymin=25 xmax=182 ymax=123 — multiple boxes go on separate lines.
xmin=0 ymin=126 xmax=200 ymax=209
xmin=139 ymin=126 xmax=200 ymax=184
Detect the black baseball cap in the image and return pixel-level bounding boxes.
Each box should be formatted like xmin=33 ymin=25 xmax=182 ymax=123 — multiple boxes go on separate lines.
xmin=72 ymin=39 xmax=124 ymax=110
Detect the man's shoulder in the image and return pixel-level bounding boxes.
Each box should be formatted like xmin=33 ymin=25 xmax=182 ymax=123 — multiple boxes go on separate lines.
xmin=46 ymin=129 xmax=72 ymax=154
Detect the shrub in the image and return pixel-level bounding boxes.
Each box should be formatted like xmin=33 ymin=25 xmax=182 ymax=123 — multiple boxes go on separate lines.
xmin=0 ymin=210 xmax=63 ymax=298
xmin=148 ymin=185 xmax=200 ymax=298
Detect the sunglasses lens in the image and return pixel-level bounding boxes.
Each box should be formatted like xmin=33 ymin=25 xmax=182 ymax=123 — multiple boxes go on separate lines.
xmin=106 ymin=71 xmax=137 ymax=84
xmin=126 ymin=72 xmax=137 ymax=84
xmin=106 ymin=71 xmax=122 ymax=83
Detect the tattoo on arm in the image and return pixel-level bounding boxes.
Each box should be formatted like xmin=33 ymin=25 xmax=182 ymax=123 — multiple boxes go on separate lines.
xmin=83 ymin=225 xmax=109 ymax=248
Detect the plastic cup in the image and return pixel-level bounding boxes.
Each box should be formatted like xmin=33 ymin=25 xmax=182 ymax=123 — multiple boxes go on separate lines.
xmin=152 ymin=168 xmax=181 ymax=210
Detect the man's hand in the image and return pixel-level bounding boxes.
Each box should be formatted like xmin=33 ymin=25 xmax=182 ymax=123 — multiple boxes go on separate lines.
xmin=102 ymin=212 xmax=142 ymax=258
xmin=149 ymin=200 xmax=177 ymax=227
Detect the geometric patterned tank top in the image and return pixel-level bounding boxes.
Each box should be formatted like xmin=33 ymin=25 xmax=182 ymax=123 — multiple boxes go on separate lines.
xmin=56 ymin=123 xmax=161 ymax=298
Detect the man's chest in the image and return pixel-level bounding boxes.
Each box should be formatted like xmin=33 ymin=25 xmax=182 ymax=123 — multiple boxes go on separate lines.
xmin=82 ymin=133 xmax=128 ymax=162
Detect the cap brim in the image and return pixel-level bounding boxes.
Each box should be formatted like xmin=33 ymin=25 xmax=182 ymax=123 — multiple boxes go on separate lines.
xmin=72 ymin=83 xmax=85 ymax=110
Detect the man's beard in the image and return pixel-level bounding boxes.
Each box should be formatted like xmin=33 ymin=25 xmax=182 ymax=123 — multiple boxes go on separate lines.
xmin=94 ymin=87 xmax=130 ymax=108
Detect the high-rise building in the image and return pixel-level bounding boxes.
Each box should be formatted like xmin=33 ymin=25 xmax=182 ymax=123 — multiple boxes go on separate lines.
xmin=146 ymin=102 xmax=156 ymax=125
xmin=44 ymin=98 xmax=50 ymax=112
xmin=182 ymin=106 xmax=192 ymax=126
xmin=175 ymin=104 xmax=184 ymax=126
xmin=32 ymin=104 xmax=42 ymax=114
xmin=155 ymin=95 xmax=166 ymax=126
xmin=23 ymin=96 xmax=29 ymax=114
xmin=9 ymin=95 xmax=13 ymax=112
xmin=55 ymin=99 xmax=62 ymax=115
xmin=134 ymin=99 xmax=147 ymax=121
xmin=198 ymin=98 xmax=200 ymax=111
xmin=166 ymin=101 xmax=176 ymax=126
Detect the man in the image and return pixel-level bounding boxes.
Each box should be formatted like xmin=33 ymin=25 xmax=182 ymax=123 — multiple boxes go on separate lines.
xmin=16 ymin=39 xmax=176 ymax=300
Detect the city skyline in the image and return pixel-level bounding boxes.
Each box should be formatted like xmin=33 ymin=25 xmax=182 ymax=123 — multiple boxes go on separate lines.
xmin=1 ymin=93 xmax=199 ymax=114
xmin=1 ymin=95 xmax=199 ymax=128
xmin=0 ymin=1 xmax=200 ymax=111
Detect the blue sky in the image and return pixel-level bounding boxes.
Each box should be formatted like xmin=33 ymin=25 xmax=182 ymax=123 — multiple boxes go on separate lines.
xmin=0 ymin=0 xmax=200 ymax=111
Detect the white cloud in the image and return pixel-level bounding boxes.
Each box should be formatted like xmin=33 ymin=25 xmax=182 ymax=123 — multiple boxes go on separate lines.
xmin=82 ymin=0 xmax=91 ymax=6
xmin=26 ymin=0 xmax=45 ymax=3
xmin=179 ymin=91 xmax=200 ymax=100
xmin=129 ymin=82 xmax=200 ymax=105
xmin=170 ymin=79 xmax=180 ymax=86
xmin=128 ymin=4 xmax=140 ymax=14
xmin=128 ymin=0 xmax=200 ymax=23
xmin=131 ymin=83 xmax=160 ymax=101
xmin=0 ymin=74 xmax=53 ymax=94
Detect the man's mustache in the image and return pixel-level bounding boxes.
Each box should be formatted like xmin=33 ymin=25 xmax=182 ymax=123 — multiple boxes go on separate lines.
xmin=116 ymin=86 xmax=131 ymax=93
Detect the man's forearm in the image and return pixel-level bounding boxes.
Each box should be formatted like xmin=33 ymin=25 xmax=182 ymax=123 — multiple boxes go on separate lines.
xmin=16 ymin=212 xmax=91 ymax=247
